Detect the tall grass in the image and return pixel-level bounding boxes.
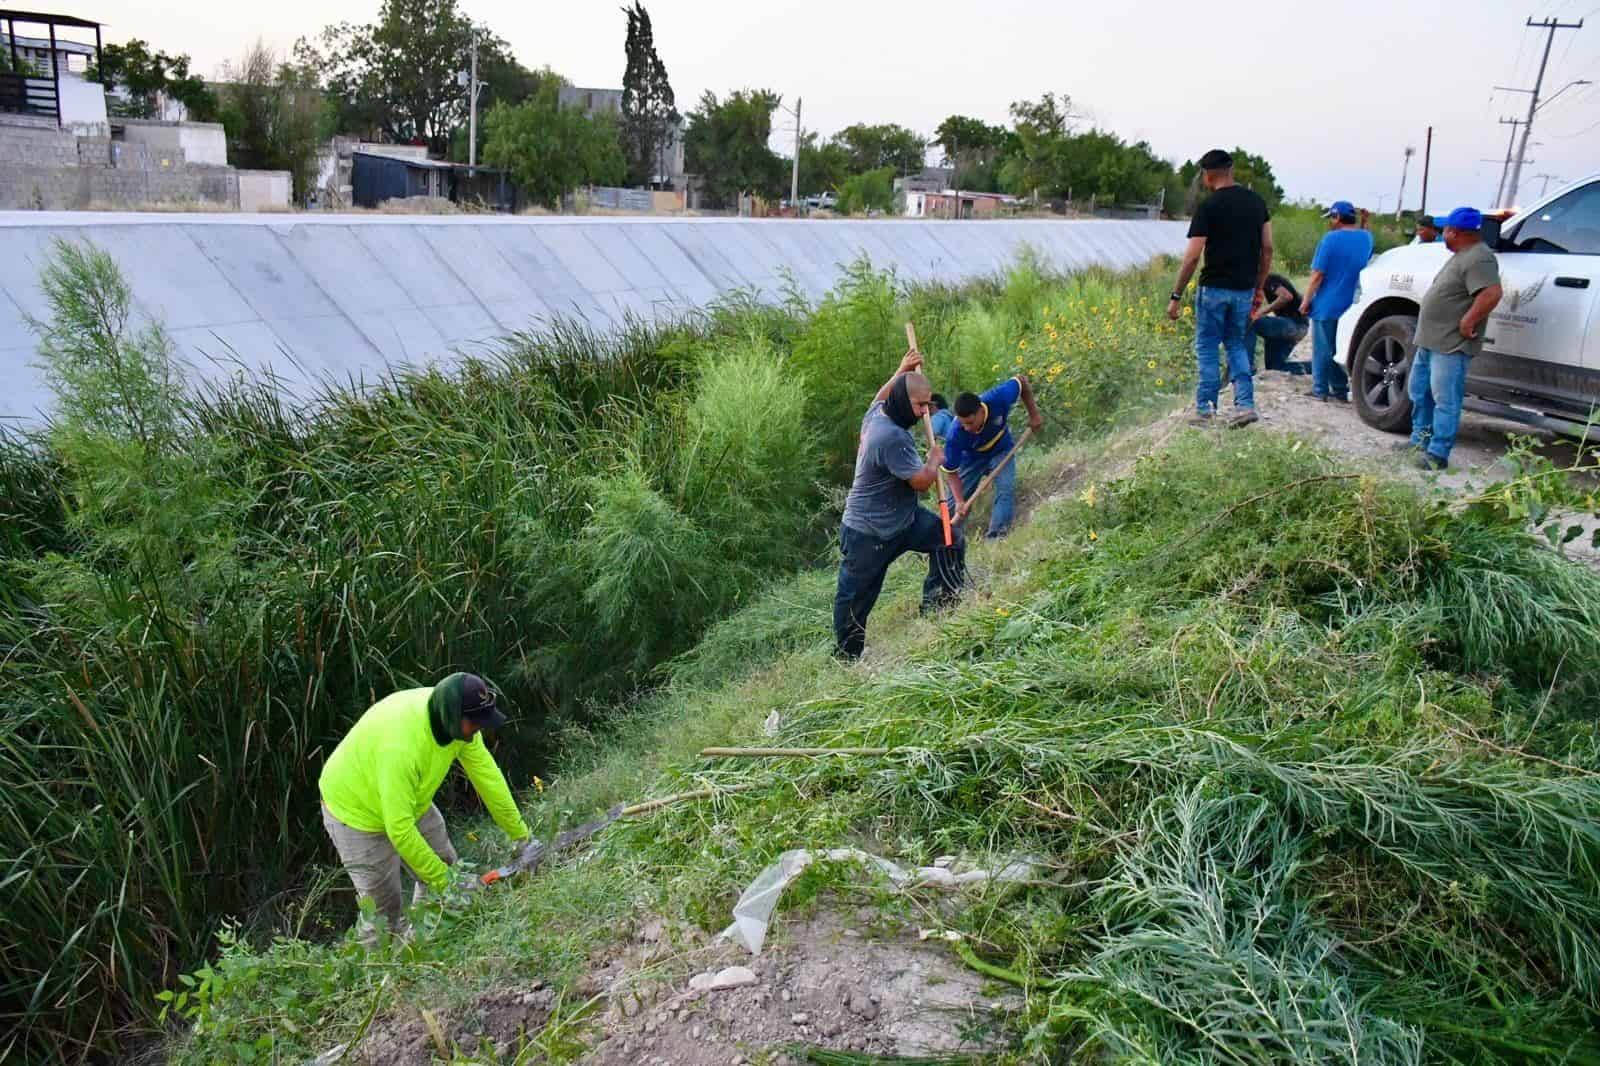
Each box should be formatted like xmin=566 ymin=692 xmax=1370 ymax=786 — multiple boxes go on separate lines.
xmin=0 ymin=241 xmax=1191 ymax=1060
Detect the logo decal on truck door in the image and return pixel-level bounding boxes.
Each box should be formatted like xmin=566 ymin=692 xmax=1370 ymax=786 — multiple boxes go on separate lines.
xmin=1506 ymin=274 xmax=1546 ymax=313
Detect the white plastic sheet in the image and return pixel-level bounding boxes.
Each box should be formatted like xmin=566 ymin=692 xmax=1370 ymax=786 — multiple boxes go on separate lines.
xmin=721 ymin=848 xmax=1038 ymax=954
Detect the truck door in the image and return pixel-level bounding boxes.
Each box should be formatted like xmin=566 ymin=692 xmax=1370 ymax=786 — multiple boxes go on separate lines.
xmin=1490 ymin=181 xmax=1600 ymax=377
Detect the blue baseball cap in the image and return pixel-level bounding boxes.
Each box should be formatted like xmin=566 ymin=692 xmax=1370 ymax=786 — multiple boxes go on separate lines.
xmin=1443 ymin=206 xmax=1482 ymax=231
xmin=1323 ymin=200 xmax=1356 ymax=218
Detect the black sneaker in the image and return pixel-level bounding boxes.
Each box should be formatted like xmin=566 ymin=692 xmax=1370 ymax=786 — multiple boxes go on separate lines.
xmin=1302 ymin=389 xmax=1327 ymax=402
xmin=1228 ymin=409 xmax=1260 ymax=428
xmin=1390 ymin=440 xmax=1424 ymax=453
xmin=1329 ymin=393 xmax=1350 ymax=404
xmin=1416 ymin=452 xmax=1448 ymax=472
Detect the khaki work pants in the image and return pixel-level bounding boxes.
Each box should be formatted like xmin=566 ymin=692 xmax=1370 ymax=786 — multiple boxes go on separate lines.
xmin=321 ymin=803 xmax=458 ymax=944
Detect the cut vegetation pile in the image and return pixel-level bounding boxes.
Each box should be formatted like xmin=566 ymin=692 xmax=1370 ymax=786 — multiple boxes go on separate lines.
xmin=170 ymin=427 xmax=1600 ymax=1064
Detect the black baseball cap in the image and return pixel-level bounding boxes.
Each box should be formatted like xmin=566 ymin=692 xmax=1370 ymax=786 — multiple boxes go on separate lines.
xmin=459 ymin=673 xmax=508 ymax=728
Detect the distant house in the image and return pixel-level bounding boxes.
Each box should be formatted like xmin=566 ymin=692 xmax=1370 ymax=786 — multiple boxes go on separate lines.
xmin=350 ymin=150 xmax=520 ymax=211
xmin=557 ymin=86 xmax=623 ymax=116
xmin=559 ymin=84 xmax=685 ymax=189
xmin=1 ymin=10 xmax=107 ymax=133
xmin=3 ymin=30 xmax=94 ymax=74
xmin=903 ymin=189 xmax=1017 ymax=220
xmin=896 ymin=167 xmax=954 ymax=196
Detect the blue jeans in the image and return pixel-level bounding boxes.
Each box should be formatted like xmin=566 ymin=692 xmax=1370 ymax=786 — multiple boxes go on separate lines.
xmin=1408 ymin=347 xmax=1469 ymax=463
xmin=946 ymin=447 xmax=1018 ymax=539
xmin=1194 ymin=287 xmax=1255 ymax=413
xmin=1310 ymin=319 xmax=1350 ymax=398
xmin=1246 ymin=316 xmax=1309 ymax=374
xmin=833 ymin=508 xmax=966 ymax=659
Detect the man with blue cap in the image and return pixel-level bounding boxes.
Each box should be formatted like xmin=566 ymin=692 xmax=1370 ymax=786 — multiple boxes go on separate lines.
xmin=1298 ymin=200 xmax=1374 ymax=402
xmin=1406 ymin=206 xmax=1503 ymax=469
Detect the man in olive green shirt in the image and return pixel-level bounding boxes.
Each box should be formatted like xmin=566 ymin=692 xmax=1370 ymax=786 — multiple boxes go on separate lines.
xmin=1406 ymin=206 xmax=1504 ymax=470
xmin=320 ymin=672 xmax=532 ymax=942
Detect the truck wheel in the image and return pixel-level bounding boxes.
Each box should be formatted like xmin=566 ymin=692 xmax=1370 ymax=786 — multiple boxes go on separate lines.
xmin=1351 ymin=314 xmax=1418 ymax=433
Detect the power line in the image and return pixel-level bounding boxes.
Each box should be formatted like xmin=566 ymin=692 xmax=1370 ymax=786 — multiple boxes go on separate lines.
xmin=1503 ymin=16 xmax=1586 ymax=208
xmin=1550 ymin=110 xmax=1600 ymax=137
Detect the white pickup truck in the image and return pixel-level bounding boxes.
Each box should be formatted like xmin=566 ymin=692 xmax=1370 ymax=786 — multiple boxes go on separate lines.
xmin=1337 ymin=173 xmax=1600 ymax=436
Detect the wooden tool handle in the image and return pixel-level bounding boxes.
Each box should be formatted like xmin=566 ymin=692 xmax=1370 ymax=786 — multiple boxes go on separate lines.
xmin=964 ymin=427 xmax=1034 ymax=512
xmin=906 ymin=321 xmax=953 ymax=546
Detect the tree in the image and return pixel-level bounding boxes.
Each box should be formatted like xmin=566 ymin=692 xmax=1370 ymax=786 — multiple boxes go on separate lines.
xmin=836 ymin=166 xmax=895 ymax=215
xmin=833 ymin=123 xmax=925 ymax=176
xmin=683 ymin=89 xmax=786 ymax=209
xmin=793 ymin=131 xmax=850 ymax=197
xmin=933 ymin=114 xmax=1008 ymax=191
xmin=1180 ymin=147 xmax=1284 ymax=212
xmin=218 ymin=44 xmax=332 ymax=204
xmin=295 ymin=0 xmax=477 ymax=153
xmin=483 ymin=84 xmax=626 ymax=208
xmin=998 ymin=92 xmax=1078 ymax=198
xmin=619 ymin=2 xmax=679 ymax=187
xmin=449 ymin=60 xmax=564 ymax=163
xmin=89 ymin=39 xmax=219 ymax=121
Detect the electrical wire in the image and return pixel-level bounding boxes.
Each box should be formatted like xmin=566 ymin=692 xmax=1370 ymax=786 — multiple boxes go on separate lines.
xmin=1548 ymin=111 xmax=1600 ymax=138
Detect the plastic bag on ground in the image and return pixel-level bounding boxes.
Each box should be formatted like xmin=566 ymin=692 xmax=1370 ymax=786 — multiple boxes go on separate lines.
xmin=721 ymin=847 xmax=1038 ymax=954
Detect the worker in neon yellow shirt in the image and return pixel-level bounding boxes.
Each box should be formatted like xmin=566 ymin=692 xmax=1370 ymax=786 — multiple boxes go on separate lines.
xmin=319 ymin=672 xmax=533 ymax=942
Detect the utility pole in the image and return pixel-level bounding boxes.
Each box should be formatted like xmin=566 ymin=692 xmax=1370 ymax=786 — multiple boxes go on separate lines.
xmin=1419 ymin=126 xmax=1432 ymax=215
xmin=790 ymin=95 xmax=801 ymax=211
xmin=1396 ymin=145 xmax=1415 ymax=220
xmin=466 ymin=29 xmax=481 ymax=167
xmin=1533 ymin=172 xmax=1561 ymax=198
xmin=1493 ymin=117 xmax=1523 ymax=208
xmin=1503 ymin=15 xmax=1584 ymax=208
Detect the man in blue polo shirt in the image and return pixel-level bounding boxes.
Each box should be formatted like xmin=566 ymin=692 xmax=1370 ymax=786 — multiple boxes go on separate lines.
xmin=943 ymin=374 xmax=1043 ymax=539
xmin=1299 ymin=200 xmax=1374 ymax=402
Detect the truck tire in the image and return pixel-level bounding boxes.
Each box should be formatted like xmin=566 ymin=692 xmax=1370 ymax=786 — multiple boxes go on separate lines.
xmin=1351 ymin=313 xmax=1418 ymax=434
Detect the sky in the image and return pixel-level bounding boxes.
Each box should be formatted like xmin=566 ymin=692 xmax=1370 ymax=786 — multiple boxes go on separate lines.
xmin=57 ymin=0 xmax=1600 ymax=212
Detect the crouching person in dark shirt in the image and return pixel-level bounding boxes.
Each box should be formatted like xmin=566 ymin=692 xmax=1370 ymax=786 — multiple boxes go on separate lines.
xmin=833 ymin=349 xmax=966 ymax=661
xmin=1247 ymin=272 xmax=1310 ymax=375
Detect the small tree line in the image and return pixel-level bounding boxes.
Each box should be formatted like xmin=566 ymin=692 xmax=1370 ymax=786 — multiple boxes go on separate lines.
xmin=83 ymin=0 xmax=1283 ymax=213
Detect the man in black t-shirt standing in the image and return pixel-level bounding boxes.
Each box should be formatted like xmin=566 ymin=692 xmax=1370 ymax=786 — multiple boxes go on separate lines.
xmin=1247 ymin=272 xmax=1309 ymax=375
xmin=1167 ymin=149 xmax=1274 ymax=427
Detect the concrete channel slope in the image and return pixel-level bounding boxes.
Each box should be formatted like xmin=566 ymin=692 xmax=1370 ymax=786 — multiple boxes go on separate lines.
xmin=0 ymin=213 xmax=1187 ymax=426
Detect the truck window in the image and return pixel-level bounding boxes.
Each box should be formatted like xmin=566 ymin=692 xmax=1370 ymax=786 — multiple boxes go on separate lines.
xmin=1507 ymin=182 xmax=1600 ymax=255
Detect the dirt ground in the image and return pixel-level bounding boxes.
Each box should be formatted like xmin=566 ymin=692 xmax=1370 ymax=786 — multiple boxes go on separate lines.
xmin=1238 ymin=366 xmax=1580 ymax=491
xmin=324 ymin=906 xmax=1021 ymax=1065
xmin=579 ymin=911 xmax=1019 ymax=1066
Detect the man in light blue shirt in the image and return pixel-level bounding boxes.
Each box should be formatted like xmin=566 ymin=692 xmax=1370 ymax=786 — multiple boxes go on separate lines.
xmin=929 ymin=393 xmax=954 ymax=440
xmin=1299 ymin=200 xmax=1374 ymax=402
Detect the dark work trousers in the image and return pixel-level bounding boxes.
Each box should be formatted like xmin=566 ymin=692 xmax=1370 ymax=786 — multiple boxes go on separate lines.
xmin=833 ymin=507 xmax=966 ymax=659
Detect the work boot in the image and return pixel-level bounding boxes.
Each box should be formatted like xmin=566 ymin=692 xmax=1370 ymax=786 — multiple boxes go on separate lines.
xmin=1228 ymin=409 xmax=1260 ymax=429
xmin=1188 ymin=410 xmax=1216 ymax=427
xmin=1416 ymin=451 xmax=1448 ymax=472
xmin=1329 ymin=393 xmax=1350 ymax=404
xmin=1391 ymin=439 xmax=1425 ymax=453
xmin=1302 ymin=389 xmax=1327 ymax=402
